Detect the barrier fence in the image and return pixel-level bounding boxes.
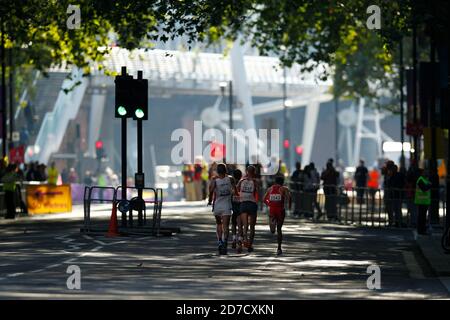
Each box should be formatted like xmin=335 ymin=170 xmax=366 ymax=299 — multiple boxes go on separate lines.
xmin=286 ymin=180 xmax=447 ymax=228
xmin=82 ymin=185 xmax=165 ymax=236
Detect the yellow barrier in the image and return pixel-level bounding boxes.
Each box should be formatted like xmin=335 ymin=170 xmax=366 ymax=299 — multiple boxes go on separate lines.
xmin=26 ymin=184 xmax=72 ymax=214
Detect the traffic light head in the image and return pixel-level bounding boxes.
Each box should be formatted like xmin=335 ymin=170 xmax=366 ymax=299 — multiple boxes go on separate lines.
xmin=115 ymin=74 xmax=133 ymax=118
xmin=132 ymin=77 xmax=148 ymax=120
xmin=115 ymin=71 xmax=148 ymax=120
xmin=95 ymin=140 xmax=104 ymax=159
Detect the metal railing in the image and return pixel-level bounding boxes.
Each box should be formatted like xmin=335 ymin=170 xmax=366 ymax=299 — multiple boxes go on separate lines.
xmin=283 ymin=180 xmax=446 ymax=228
xmin=82 ymin=185 xmax=164 ymax=235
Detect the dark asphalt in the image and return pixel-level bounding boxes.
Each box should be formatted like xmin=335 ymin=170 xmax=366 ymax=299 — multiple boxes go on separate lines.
xmin=0 ymin=202 xmax=449 ymax=299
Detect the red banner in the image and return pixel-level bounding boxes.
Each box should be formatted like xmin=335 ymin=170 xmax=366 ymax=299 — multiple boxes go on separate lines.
xmin=9 ymin=145 xmax=25 ymax=164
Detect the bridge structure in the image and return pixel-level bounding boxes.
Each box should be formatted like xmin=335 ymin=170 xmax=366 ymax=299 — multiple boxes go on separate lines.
xmin=22 ymin=42 xmax=393 ymax=171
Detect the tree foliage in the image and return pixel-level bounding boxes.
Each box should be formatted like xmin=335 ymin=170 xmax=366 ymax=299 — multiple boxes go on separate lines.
xmin=1 ymin=0 xmax=447 ymax=108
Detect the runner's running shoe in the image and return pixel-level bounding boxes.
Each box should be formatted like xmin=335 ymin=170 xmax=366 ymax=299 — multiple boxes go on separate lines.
xmin=218 ymin=240 xmax=224 ymax=255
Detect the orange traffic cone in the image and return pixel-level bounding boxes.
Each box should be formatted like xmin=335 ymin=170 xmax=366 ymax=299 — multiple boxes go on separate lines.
xmin=106 ymin=202 xmax=120 ymax=237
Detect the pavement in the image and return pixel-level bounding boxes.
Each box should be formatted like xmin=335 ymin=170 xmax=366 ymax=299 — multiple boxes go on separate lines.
xmin=414 ymin=228 xmax=450 ymax=282
xmin=0 ymin=201 xmax=449 ymax=299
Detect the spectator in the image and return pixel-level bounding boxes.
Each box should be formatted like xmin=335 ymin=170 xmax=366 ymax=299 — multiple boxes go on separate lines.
xmin=306 ymin=162 xmax=322 ymax=220
xmin=390 ymin=165 xmax=405 ymax=227
xmin=354 ymin=160 xmax=368 ymax=204
xmin=36 ymin=163 xmax=47 ymax=181
xmin=68 ymin=168 xmax=79 ymax=183
xmin=405 ymin=159 xmax=419 ymax=227
xmin=415 ymin=168 xmax=432 ymax=235
xmin=194 ymin=160 xmax=203 ymax=201
xmin=290 ymin=162 xmax=303 ymax=216
xmin=321 ymin=160 xmax=339 ymax=221
xmin=84 ymin=170 xmax=93 ymax=185
xmin=61 ymin=167 xmax=69 ymax=184
xmin=382 ymin=160 xmax=395 ymax=224
xmin=1 ymin=164 xmax=20 ymax=219
xmin=26 ymin=162 xmax=38 ymax=181
xmin=367 ymin=167 xmax=380 ymax=213
xmin=47 ymin=162 xmax=59 ymax=185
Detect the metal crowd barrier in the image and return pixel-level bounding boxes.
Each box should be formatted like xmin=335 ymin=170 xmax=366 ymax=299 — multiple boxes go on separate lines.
xmin=284 ymin=180 xmax=446 ymax=228
xmin=82 ymin=185 xmax=166 ymax=236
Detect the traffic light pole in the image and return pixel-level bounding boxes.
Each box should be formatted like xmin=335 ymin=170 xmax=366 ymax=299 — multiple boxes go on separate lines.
xmin=137 ymin=71 xmax=144 ymax=226
xmin=119 ymin=67 xmax=128 ymax=227
xmin=121 ymin=116 xmax=127 ymax=227
xmin=137 ymin=118 xmax=143 ymax=226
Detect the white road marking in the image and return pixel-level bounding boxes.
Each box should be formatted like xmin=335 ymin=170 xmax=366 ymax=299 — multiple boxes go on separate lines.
xmin=7 ymin=272 xmax=24 ymax=277
xmin=31 ymin=269 xmax=45 ymax=273
xmin=63 ymin=258 xmax=76 ymax=264
xmin=45 ymin=264 xmax=61 ymax=269
xmin=402 ymin=251 xmax=425 ymax=279
xmin=91 ymin=246 xmax=103 ymax=252
xmin=438 ymin=277 xmax=450 ymax=293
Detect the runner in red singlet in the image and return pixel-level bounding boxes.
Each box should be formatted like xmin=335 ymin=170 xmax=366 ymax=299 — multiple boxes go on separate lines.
xmin=263 ymin=175 xmax=291 ymax=255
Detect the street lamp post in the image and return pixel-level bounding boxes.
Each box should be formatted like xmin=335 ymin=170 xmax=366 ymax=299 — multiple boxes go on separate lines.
xmin=399 ymin=38 xmax=405 ymax=169
xmin=220 ymin=81 xmax=233 ymax=162
xmin=1 ymin=20 xmax=6 ymax=159
xmin=283 ymin=67 xmax=291 ymax=171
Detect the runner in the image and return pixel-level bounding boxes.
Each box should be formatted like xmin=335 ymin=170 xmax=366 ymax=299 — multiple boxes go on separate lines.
xmin=208 ymin=163 xmax=236 ymax=255
xmin=263 ymin=175 xmax=291 ymax=255
xmin=237 ymin=165 xmax=259 ymax=253
xmin=231 ymin=169 xmax=243 ymax=252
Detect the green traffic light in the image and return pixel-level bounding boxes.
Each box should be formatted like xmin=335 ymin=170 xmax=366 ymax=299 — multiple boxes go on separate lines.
xmin=135 ymin=108 xmax=145 ymax=119
xmin=117 ymin=106 xmax=127 ymax=116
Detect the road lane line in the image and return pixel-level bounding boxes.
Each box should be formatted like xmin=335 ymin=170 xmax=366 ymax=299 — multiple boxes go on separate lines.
xmin=402 ymin=251 xmax=425 ymax=279
xmin=438 ymin=277 xmax=450 ymax=293
xmin=7 ymin=272 xmax=24 ymax=277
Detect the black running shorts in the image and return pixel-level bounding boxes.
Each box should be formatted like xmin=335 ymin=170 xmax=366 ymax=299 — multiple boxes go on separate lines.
xmin=240 ymin=201 xmax=258 ymax=216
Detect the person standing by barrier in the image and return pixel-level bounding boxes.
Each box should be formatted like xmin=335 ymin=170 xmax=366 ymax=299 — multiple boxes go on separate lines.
xmin=193 ymin=160 xmax=203 ymax=201
xmin=307 ymin=162 xmax=322 ymax=221
xmin=290 ymin=162 xmax=303 ymax=217
xmin=390 ymin=165 xmax=405 ymax=227
xmin=354 ymin=160 xmax=368 ymax=205
xmin=382 ymin=160 xmax=395 ymax=225
xmin=415 ymin=169 xmax=432 ymax=235
xmin=208 ymin=163 xmax=235 ymax=255
xmin=69 ymin=168 xmax=79 ymax=184
xmin=405 ymin=160 xmax=419 ymax=227
xmin=263 ymin=175 xmax=291 ymax=255
xmin=182 ymin=164 xmax=195 ymax=201
xmin=47 ymin=162 xmax=59 ymax=185
xmin=2 ymin=164 xmax=20 ymax=219
xmin=302 ymin=164 xmax=314 ymax=218
xmin=201 ymin=161 xmax=209 ymax=200
xmin=321 ymin=160 xmax=339 ymax=221
xmin=367 ymin=167 xmax=380 ymax=213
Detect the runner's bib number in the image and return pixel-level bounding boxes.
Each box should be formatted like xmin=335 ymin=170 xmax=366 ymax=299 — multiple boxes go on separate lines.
xmin=269 ymin=194 xmax=282 ymax=201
